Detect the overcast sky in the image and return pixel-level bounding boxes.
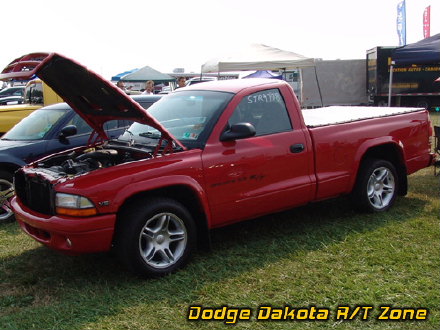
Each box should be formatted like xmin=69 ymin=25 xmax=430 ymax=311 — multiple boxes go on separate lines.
xmin=1 ymin=0 xmax=438 ymax=79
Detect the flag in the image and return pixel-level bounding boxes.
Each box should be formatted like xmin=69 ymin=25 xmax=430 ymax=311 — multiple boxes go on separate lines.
xmin=397 ymin=0 xmax=406 ymax=46
xmin=423 ymin=6 xmax=431 ymax=38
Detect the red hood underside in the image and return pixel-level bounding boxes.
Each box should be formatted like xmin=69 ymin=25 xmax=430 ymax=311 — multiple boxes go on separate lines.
xmin=0 ymin=52 xmax=183 ymax=147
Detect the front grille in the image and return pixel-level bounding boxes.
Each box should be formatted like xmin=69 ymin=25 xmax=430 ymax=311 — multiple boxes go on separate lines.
xmin=14 ymin=170 xmax=54 ymax=215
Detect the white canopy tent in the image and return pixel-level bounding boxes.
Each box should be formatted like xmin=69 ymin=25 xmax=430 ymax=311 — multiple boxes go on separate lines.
xmin=201 ymin=43 xmax=315 ymax=73
xmin=201 ymin=43 xmax=321 ymax=105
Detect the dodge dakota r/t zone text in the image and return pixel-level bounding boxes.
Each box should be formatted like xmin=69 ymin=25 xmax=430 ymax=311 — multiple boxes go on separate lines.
xmin=2 ymin=53 xmax=434 ymax=277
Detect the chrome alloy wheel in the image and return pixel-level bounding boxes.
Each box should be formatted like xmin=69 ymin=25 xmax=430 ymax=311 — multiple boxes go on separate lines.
xmin=367 ymin=167 xmax=395 ymax=209
xmin=138 ymin=212 xmax=187 ymax=269
xmin=0 ymin=179 xmax=14 ymax=222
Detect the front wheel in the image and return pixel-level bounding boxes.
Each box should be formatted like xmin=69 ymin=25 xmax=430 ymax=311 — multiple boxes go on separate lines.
xmin=351 ymin=159 xmax=398 ymax=212
xmin=114 ymin=198 xmax=196 ymax=277
xmin=0 ymin=170 xmax=15 ymax=224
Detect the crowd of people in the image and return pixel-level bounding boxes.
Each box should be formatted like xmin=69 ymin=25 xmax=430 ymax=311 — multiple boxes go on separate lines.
xmin=115 ymin=77 xmax=187 ymax=95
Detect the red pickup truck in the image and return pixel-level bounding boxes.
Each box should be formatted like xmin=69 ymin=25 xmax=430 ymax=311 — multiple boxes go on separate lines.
xmin=4 ymin=53 xmax=434 ymax=277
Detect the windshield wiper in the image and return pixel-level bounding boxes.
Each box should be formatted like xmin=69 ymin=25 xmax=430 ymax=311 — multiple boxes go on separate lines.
xmin=172 ymin=140 xmax=185 ymax=151
xmin=139 ymin=131 xmax=162 ymax=139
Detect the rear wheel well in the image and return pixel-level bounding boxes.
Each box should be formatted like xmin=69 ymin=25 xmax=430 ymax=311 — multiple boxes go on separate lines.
xmin=359 ymin=144 xmax=407 ymax=196
xmin=115 ymin=185 xmax=211 ymax=250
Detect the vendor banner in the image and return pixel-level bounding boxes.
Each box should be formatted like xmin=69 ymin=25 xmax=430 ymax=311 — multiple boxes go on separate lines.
xmin=397 ymin=0 xmax=406 ymax=46
xmin=423 ymin=6 xmax=431 ymax=38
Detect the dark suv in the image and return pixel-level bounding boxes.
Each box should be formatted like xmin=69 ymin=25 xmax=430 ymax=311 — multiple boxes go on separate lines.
xmin=0 ymin=86 xmax=25 ymax=98
xmin=0 ymin=86 xmax=25 ymax=105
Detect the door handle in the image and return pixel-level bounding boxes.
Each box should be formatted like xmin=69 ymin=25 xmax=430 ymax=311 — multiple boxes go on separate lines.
xmin=290 ymin=144 xmax=305 ymax=153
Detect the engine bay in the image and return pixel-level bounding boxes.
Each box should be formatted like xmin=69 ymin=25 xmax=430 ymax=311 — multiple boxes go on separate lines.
xmin=36 ymin=142 xmax=157 ymax=176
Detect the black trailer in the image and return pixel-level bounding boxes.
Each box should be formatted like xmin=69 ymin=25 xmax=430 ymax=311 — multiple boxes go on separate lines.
xmin=367 ymin=44 xmax=440 ymax=110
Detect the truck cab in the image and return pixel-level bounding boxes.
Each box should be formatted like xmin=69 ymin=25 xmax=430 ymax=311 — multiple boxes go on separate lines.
xmin=0 ymin=79 xmax=63 ymax=134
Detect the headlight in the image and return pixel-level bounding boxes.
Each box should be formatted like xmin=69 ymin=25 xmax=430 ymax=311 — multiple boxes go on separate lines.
xmin=55 ymin=193 xmax=97 ymax=217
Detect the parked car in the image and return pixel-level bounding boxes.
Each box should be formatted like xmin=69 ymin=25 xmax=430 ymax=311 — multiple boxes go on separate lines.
xmin=0 ymin=94 xmax=161 ymax=223
xmin=0 ymin=79 xmax=63 ymax=135
xmin=0 ymin=86 xmax=25 ymax=98
xmin=185 ymin=76 xmax=217 ymax=86
xmin=0 ymin=95 xmax=24 ymax=105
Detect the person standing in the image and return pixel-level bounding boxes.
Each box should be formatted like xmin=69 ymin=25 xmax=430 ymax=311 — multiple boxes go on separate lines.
xmin=176 ymin=77 xmax=186 ymax=89
xmin=116 ymin=80 xmax=128 ymax=93
xmin=142 ymin=80 xmax=155 ymax=95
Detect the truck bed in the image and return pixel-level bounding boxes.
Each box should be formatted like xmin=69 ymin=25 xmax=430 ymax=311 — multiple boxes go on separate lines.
xmin=302 ymin=106 xmax=425 ymax=128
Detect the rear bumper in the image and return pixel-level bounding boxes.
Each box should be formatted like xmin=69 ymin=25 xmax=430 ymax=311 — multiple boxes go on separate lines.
xmin=407 ymin=153 xmax=436 ymax=175
xmin=12 ymin=197 xmax=116 ymax=255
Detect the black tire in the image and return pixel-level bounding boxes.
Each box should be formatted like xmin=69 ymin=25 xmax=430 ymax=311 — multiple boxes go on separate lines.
xmin=415 ymin=97 xmax=430 ymax=109
xmin=114 ymin=197 xmax=197 ymax=277
xmin=0 ymin=170 xmax=15 ymax=224
xmin=376 ymin=99 xmax=388 ymax=107
xmin=351 ymin=159 xmax=399 ymax=212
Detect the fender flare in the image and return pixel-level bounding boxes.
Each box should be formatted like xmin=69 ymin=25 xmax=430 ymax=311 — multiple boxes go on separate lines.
xmin=349 ymin=137 xmax=406 ymax=191
xmin=113 ymin=174 xmax=213 ymax=228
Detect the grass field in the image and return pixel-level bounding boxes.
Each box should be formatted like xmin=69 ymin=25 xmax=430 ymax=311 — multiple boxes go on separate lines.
xmin=0 ymin=113 xmax=439 ymax=330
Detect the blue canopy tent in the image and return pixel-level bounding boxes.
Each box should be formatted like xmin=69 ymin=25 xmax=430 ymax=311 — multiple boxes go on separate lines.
xmin=243 ymin=70 xmax=283 ymax=79
xmin=391 ymin=33 xmax=440 ymax=66
xmin=111 ymin=68 xmax=139 ymax=81
xmin=387 ymin=34 xmax=440 ymax=106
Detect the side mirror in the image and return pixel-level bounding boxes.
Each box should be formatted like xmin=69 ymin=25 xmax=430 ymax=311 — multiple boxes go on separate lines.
xmin=59 ymin=125 xmax=77 ymax=140
xmin=220 ymin=122 xmax=256 ymax=142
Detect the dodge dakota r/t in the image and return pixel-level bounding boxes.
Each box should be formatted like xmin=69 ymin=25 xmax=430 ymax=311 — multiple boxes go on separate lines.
xmin=2 ymin=53 xmax=434 ymax=277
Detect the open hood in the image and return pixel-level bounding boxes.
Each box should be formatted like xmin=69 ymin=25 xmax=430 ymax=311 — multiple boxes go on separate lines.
xmin=0 ymin=53 xmax=183 ymax=148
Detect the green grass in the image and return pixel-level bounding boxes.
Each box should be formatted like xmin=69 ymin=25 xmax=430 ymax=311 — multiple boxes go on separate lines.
xmin=0 ymin=112 xmax=439 ymax=330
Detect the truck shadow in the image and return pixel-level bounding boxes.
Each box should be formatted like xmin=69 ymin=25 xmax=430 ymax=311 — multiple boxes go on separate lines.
xmin=208 ymin=195 xmax=427 ymax=269
xmin=0 ymin=194 xmax=429 ymax=328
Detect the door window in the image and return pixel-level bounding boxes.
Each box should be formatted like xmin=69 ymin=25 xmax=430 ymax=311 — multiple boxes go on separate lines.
xmin=229 ymin=89 xmax=292 ymax=136
xmin=66 ymin=114 xmax=93 ymax=135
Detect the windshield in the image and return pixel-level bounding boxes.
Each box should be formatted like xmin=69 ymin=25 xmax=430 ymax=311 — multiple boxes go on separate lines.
xmin=2 ymin=108 xmax=67 ymax=140
xmin=122 ymin=90 xmax=233 ymax=148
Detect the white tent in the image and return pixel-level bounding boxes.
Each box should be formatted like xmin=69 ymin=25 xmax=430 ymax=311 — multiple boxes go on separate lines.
xmin=201 ymin=43 xmax=315 ymax=73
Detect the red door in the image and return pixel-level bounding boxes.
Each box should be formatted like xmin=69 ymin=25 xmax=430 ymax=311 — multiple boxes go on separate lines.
xmin=202 ymin=88 xmax=315 ymax=227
